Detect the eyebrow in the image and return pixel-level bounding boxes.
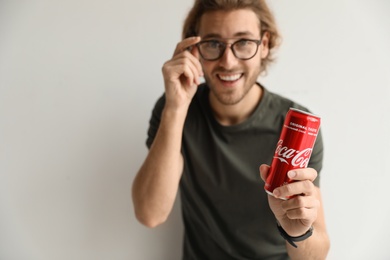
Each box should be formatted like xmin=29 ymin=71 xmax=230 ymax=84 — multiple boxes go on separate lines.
xmin=202 ymin=31 xmax=257 ymax=39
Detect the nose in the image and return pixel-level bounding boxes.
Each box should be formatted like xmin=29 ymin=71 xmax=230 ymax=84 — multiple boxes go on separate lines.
xmin=218 ymin=45 xmax=238 ymax=69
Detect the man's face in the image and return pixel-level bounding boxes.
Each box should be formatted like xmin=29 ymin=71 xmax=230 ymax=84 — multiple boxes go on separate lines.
xmin=197 ymin=9 xmax=269 ymax=106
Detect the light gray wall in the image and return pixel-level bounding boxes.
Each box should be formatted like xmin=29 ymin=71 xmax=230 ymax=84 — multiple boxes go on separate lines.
xmin=1 ymin=0 xmax=389 ymax=259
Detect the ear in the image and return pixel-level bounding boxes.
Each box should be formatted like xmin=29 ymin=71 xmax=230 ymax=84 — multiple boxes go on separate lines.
xmin=260 ymin=31 xmax=270 ymax=59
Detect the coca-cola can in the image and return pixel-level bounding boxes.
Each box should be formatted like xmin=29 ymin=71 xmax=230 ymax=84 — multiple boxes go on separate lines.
xmin=264 ymin=108 xmax=321 ymax=199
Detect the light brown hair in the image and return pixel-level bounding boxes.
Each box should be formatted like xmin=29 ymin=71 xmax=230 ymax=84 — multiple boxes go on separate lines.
xmin=182 ymin=0 xmax=281 ymax=73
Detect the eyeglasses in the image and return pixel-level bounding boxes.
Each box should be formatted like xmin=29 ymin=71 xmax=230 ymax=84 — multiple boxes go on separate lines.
xmin=196 ymin=38 xmax=263 ymax=61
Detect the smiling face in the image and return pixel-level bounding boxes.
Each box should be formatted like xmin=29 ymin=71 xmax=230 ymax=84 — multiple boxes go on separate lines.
xmin=198 ymin=9 xmax=269 ymax=107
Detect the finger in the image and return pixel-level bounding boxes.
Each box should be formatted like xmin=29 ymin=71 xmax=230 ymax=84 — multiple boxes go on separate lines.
xmin=282 ymin=195 xmax=319 ymax=213
xmin=166 ymin=59 xmax=196 ymax=87
xmin=287 ymin=168 xmax=317 ymax=182
xmin=282 ymin=196 xmax=319 ymax=220
xmin=286 ymin=207 xmax=317 ymax=223
xmin=179 ymin=55 xmax=202 ymax=85
xmin=190 ymin=46 xmax=203 ymax=76
xmin=181 ymin=50 xmax=203 ymax=79
xmin=182 ymin=64 xmax=198 ymax=86
xmin=173 ymin=36 xmax=202 ymax=57
xmin=274 ymin=180 xmax=315 ymax=199
xmin=259 ymin=164 xmax=270 ymax=182
xmin=164 ymin=55 xmax=202 ymax=85
xmin=171 ymin=51 xmax=203 ymax=78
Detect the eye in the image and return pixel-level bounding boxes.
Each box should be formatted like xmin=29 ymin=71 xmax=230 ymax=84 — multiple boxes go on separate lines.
xmin=235 ymin=39 xmax=251 ymax=48
xmin=203 ymin=40 xmax=223 ymax=49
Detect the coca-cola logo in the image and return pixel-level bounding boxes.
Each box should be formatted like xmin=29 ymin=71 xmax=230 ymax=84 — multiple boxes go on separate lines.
xmin=274 ymin=140 xmax=312 ymax=168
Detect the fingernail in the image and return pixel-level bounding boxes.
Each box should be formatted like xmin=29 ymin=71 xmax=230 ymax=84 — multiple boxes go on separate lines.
xmin=273 ymin=189 xmax=280 ymax=198
xmin=288 ymin=171 xmax=297 ymax=178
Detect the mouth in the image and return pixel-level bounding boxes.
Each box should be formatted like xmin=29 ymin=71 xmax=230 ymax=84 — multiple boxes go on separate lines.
xmin=217 ymin=73 xmax=243 ymax=83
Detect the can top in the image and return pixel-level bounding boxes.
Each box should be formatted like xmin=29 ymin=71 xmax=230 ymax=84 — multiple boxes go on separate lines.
xmin=289 ymin=107 xmax=320 ymax=119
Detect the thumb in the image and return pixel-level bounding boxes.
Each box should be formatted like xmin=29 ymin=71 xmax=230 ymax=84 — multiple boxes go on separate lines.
xmin=259 ymin=164 xmax=270 ymax=182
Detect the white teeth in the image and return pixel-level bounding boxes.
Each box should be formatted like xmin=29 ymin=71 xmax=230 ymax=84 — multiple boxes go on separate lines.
xmin=219 ymin=74 xmax=241 ymax=81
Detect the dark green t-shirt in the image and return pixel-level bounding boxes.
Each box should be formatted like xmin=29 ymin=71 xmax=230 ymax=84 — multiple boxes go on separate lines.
xmin=146 ymin=83 xmax=324 ymax=260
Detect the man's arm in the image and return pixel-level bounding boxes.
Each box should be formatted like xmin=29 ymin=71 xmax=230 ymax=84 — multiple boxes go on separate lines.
xmin=132 ymin=107 xmax=186 ymax=228
xmin=285 ymin=187 xmax=329 ymax=260
xmin=260 ymin=165 xmax=330 ymax=259
xmin=132 ymin=37 xmax=203 ymax=228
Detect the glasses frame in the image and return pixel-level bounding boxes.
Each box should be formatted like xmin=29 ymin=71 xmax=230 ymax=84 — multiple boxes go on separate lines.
xmin=195 ymin=35 xmax=264 ymax=61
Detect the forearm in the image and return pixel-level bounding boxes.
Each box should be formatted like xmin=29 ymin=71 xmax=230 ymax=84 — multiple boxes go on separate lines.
xmin=286 ymin=223 xmax=330 ymax=260
xmin=286 ymin=187 xmax=330 ymax=259
xmin=132 ymin=107 xmax=187 ymax=227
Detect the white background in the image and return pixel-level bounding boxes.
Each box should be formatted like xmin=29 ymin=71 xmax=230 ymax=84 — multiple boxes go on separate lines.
xmin=1 ymin=0 xmax=389 ymax=259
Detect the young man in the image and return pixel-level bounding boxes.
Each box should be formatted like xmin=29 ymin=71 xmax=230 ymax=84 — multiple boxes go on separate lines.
xmin=132 ymin=0 xmax=330 ymax=259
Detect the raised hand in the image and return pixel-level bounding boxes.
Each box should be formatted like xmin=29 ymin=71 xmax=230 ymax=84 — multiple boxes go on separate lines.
xmin=162 ymin=36 xmax=203 ymax=111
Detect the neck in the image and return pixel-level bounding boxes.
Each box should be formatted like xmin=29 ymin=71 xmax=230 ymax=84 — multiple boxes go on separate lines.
xmin=210 ymin=83 xmax=263 ymax=126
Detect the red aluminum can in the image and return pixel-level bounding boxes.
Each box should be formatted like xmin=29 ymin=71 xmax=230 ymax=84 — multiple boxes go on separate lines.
xmin=264 ymin=108 xmax=321 ymax=198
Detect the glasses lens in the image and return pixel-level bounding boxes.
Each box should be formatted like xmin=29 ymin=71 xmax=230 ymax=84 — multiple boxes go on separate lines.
xmin=232 ymin=40 xmax=258 ymax=59
xmin=198 ymin=40 xmax=225 ymax=60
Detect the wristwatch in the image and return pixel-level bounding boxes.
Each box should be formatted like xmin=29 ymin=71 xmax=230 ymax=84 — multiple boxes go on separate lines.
xmin=276 ymin=221 xmax=313 ymax=248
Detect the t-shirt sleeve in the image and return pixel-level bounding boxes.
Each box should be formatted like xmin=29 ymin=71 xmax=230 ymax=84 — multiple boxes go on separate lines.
xmin=308 ymin=128 xmax=324 ymax=187
xmin=146 ymin=94 xmax=166 ymax=149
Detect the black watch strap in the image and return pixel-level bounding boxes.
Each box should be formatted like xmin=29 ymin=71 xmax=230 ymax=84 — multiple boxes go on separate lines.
xmin=276 ymin=221 xmax=313 ymax=248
